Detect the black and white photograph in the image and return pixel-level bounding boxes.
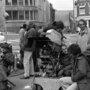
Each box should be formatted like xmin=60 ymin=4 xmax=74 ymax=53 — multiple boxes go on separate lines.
xmin=0 ymin=0 xmax=90 ymax=90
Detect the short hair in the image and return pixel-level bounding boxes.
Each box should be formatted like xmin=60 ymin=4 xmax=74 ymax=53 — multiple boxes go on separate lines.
xmin=68 ymin=44 xmax=81 ymax=55
xmin=52 ymin=21 xmax=65 ymax=29
xmin=78 ymin=19 xmax=87 ymax=27
xmin=23 ymin=24 xmax=27 ymax=29
xmin=20 ymin=25 xmax=23 ymax=29
xmin=28 ymin=22 xmax=35 ymax=30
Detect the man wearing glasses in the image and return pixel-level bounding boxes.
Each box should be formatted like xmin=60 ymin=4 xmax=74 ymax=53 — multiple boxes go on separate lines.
xmin=76 ymin=19 xmax=88 ymax=52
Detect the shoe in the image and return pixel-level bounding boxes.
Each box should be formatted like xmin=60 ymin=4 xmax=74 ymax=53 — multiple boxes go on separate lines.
xmin=34 ymin=74 xmax=41 ymax=77
xmin=29 ymin=75 xmax=34 ymax=77
xmin=20 ymin=76 xmax=29 ymax=79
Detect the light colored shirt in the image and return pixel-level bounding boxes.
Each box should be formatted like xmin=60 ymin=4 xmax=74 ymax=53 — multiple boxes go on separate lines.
xmin=19 ymin=28 xmax=26 ymax=44
xmin=77 ymin=33 xmax=88 ymax=52
xmin=76 ymin=28 xmax=88 ymax=52
xmin=46 ymin=29 xmax=62 ymax=45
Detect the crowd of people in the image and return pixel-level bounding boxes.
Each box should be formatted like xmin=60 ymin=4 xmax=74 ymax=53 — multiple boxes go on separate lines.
xmin=0 ymin=19 xmax=89 ymax=90
xmin=0 ymin=19 xmax=90 ymax=90
xmin=19 ymin=22 xmax=37 ymax=79
xmin=19 ymin=19 xmax=90 ymax=90
xmin=19 ymin=21 xmax=65 ymax=79
xmin=58 ymin=19 xmax=90 ymax=90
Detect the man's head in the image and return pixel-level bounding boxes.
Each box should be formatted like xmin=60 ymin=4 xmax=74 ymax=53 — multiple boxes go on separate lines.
xmin=28 ymin=22 xmax=34 ymax=29
xmin=52 ymin=21 xmax=65 ymax=30
xmin=23 ymin=24 xmax=27 ymax=29
xmin=78 ymin=19 xmax=87 ymax=31
xmin=68 ymin=44 xmax=81 ymax=56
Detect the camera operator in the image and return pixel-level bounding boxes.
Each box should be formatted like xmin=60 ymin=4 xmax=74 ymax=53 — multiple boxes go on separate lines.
xmin=76 ymin=19 xmax=88 ymax=52
xmin=21 ymin=22 xmax=37 ymax=79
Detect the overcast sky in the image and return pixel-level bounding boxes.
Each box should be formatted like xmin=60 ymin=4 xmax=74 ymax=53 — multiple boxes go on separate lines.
xmin=48 ymin=0 xmax=73 ymax=10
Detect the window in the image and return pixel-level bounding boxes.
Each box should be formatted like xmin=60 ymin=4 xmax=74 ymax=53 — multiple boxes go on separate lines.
xmin=5 ymin=0 xmax=11 ymax=5
xmin=89 ymin=20 xmax=90 ymax=28
xmin=34 ymin=10 xmax=38 ymax=20
xmin=79 ymin=0 xmax=85 ymax=1
xmin=79 ymin=2 xmax=86 ymax=15
xmin=79 ymin=8 xmax=85 ymax=15
xmin=6 ymin=11 xmax=12 ymax=20
xmin=79 ymin=2 xmax=86 ymax=8
xmin=30 ymin=0 xmax=33 ymax=5
xmin=89 ymin=8 xmax=90 ymax=14
xmin=25 ymin=0 xmax=28 ymax=5
xmin=33 ymin=0 xmax=35 ymax=6
xmin=19 ymin=11 xmax=24 ymax=20
xmin=30 ymin=0 xmax=35 ymax=6
xmin=88 ymin=2 xmax=90 ymax=14
xmin=12 ymin=11 xmax=18 ymax=20
xmin=88 ymin=2 xmax=90 ymax=5
xmin=25 ymin=11 xmax=29 ymax=20
xmin=12 ymin=0 xmax=17 ymax=5
xmin=19 ymin=0 xmax=23 ymax=5
xmin=30 ymin=11 xmax=33 ymax=20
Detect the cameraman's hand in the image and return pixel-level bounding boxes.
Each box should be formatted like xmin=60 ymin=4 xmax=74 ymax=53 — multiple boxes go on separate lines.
xmin=0 ymin=52 xmax=3 ymax=60
xmin=58 ymin=70 xmax=64 ymax=76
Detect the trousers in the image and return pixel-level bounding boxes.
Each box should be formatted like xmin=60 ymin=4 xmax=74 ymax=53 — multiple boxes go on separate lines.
xmin=23 ymin=51 xmax=34 ymax=77
xmin=59 ymin=77 xmax=77 ymax=90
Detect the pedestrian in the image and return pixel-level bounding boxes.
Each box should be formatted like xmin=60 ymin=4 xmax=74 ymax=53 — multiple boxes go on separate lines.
xmin=76 ymin=19 xmax=88 ymax=52
xmin=68 ymin=44 xmax=90 ymax=90
xmin=21 ymin=22 xmax=36 ymax=79
xmin=32 ymin=25 xmax=39 ymax=72
xmin=19 ymin=24 xmax=27 ymax=63
xmin=59 ymin=44 xmax=90 ymax=90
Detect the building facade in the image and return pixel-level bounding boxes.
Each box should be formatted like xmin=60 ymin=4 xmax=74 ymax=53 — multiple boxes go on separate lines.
xmin=74 ymin=0 xmax=90 ymax=28
xmin=0 ymin=0 xmax=6 ymax=32
xmin=4 ymin=0 xmax=55 ymax=33
xmin=50 ymin=4 xmax=55 ymax=23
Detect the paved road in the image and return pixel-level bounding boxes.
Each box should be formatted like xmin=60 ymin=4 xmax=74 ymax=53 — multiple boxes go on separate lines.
xmin=8 ymin=75 xmax=34 ymax=90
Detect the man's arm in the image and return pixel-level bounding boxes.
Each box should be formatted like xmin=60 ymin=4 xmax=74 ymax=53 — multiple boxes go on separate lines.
xmin=71 ymin=57 xmax=87 ymax=82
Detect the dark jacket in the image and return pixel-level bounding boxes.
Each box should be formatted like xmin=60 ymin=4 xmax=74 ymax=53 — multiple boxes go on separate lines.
xmin=71 ymin=54 xmax=90 ymax=90
xmin=0 ymin=65 xmax=7 ymax=90
xmin=23 ymin=28 xmax=36 ymax=52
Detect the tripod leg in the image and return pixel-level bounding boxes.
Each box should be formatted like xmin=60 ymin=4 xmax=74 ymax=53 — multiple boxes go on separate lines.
xmin=7 ymin=79 xmax=16 ymax=87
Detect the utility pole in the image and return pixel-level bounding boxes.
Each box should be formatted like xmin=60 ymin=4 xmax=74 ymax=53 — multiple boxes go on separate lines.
xmin=73 ymin=0 xmax=75 ymax=20
xmin=73 ymin=0 xmax=76 ymax=31
xmin=73 ymin=0 xmax=78 ymax=31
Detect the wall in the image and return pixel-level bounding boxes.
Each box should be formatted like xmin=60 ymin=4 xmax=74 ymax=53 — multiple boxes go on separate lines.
xmin=0 ymin=0 xmax=5 ymax=32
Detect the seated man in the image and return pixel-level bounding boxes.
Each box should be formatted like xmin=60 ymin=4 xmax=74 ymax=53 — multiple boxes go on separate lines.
xmin=59 ymin=44 xmax=89 ymax=90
